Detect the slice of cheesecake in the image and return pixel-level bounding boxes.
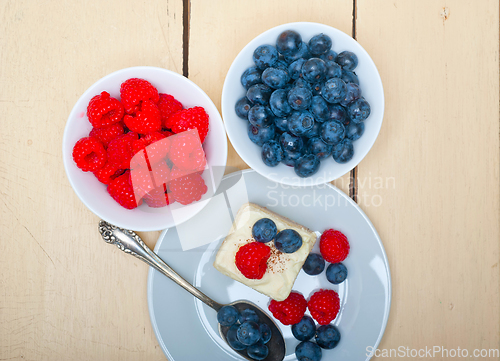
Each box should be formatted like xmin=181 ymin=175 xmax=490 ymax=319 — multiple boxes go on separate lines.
xmin=213 ymin=202 xmax=317 ymax=301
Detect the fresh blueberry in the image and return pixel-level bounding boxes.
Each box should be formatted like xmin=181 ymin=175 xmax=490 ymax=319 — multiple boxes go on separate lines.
xmin=308 ymin=33 xmax=332 ymax=56
xmin=347 ymin=98 xmax=371 ymax=123
xmin=315 ymin=324 xmax=341 ymax=349
xmin=321 ymin=78 xmax=347 ymax=104
xmin=217 ymin=305 xmax=240 ymax=327
xmin=270 ymin=89 xmax=292 ymax=118
xmin=274 ymin=116 xmax=289 ymax=132
xmin=237 ymin=321 xmax=261 ymax=346
xmin=304 ymin=121 xmax=321 ymax=138
xmin=288 ymin=58 xmax=307 ymax=80
xmin=227 ymin=324 xmax=247 ymax=351
xmin=310 ymin=82 xmax=323 ymax=96
xmin=295 ymin=341 xmax=322 ymax=361
xmin=307 ymin=137 xmax=333 ymax=159
xmin=262 ymin=67 xmax=290 ymax=89
xmin=253 ymin=44 xmax=278 ymax=70
xmin=294 ymin=154 xmax=320 ymax=178
xmin=310 ymin=96 xmax=330 ymax=123
xmin=320 ymin=50 xmax=338 ymax=62
xmin=291 ymin=316 xmax=316 ymax=341
xmin=274 ymin=229 xmax=303 ymax=253
xmin=293 ymin=78 xmax=312 ymax=90
xmin=261 ymin=140 xmax=284 ymax=167
xmin=335 ymin=51 xmax=358 ymax=71
xmin=276 ymin=30 xmax=302 ymax=57
xmin=288 ymin=86 xmax=313 ymax=110
xmin=340 ymin=82 xmax=361 ymax=107
xmin=239 ymin=308 xmax=260 ymax=323
xmin=252 ymin=218 xmax=278 ymax=244
xmin=302 ymin=253 xmax=326 ymax=275
xmin=282 ymin=149 xmax=303 ymax=167
xmin=235 ymin=97 xmax=252 ymax=120
xmin=328 ymin=104 xmax=348 ymax=124
xmin=346 ymin=121 xmax=365 ymax=141
xmin=284 ymin=41 xmax=311 ymax=63
xmin=332 ymin=139 xmax=354 ymax=163
xmin=241 ymin=67 xmax=263 ymax=89
xmin=341 ymin=70 xmax=359 ymax=85
xmin=259 ymin=323 xmax=272 ymax=344
xmin=248 ymin=123 xmax=276 ymax=146
xmin=320 ymin=120 xmax=345 ymax=145
xmin=301 ymin=58 xmax=327 ymax=83
xmin=288 ymin=111 xmax=315 ymax=136
xmin=274 ymin=58 xmax=290 ymax=72
xmin=325 ymin=60 xmax=342 ymax=79
xmin=247 ymin=341 xmax=269 ymax=360
xmin=279 ymin=132 xmax=304 ymax=153
xmin=247 ymin=84 xmax=273 ymax=105
xmin=326 ymin=262 xmax=348 ymax=284
xmin=248 ymin=105 xmax=273 ymax=128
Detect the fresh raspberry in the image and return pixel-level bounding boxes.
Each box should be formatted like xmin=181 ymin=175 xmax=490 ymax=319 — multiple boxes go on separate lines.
xmin=143 ymin=184 xmax=174 ymax=208
xmin=166 ymin=107 xmax=209 ymax=143
xmin=319 ymin=229 xmax=350 ymax=263
xmin=123 ymin=100 xmax=161 ymax=134
xmin=132 ymin=132 xmax=170 ymax=166
xmin=107 ymin=171 xmax=142 ymax=209
xmin=160 ymin=129 xmax=175 ymax=138
xmin=268 ymin=292 xmax=307 ymax=325
xmin=120 ymin=78 xmax=159 ymax=114
xmin=93 ymin=163 xmax=125 ymax=185
xmin=150 ymin=160 xmax=171 ymax=188
xmin=169 ymin=172 xmax=207 ymax=205
xmin=72 ymin=137 xmax=107 ymax=172
xmin=107 ymin=132 xmax=139 ymax=169
xmin=307 ymin=289 xmax=340 ymax=325
xmin=157 ymin=93 xmax=183 ymax=127
xmin=89 ymin=122 xmax=124 ymax=147
xmin=169 ymin=166 xmax=203 ymax=182
xmin=235 ymin=242 xmax=271 ymax=279
xmin=169 ymin=132 xmax=207 ymax=171
xmin=130 ymin=161 xmax=156 ymax=200
xmin=87 ymin=91 xmax=124 ymax=128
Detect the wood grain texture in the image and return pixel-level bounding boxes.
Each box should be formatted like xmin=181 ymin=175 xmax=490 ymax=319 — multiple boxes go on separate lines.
xmin=0 ymin=0 xmax=182 ymax=360
xmin=188 ymin=0 xmax=354 ymax=194
xmin=355 ymin=0 xmax=500 ymax=358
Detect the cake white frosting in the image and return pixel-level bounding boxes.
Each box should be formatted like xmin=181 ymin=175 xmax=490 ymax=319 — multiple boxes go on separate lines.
xmin=213 ymin=202 xmax=317 ymax=301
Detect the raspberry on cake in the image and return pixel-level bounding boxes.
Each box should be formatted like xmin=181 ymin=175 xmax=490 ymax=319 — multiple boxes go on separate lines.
xmin=213 ymin=203 xmax=317 ymax=301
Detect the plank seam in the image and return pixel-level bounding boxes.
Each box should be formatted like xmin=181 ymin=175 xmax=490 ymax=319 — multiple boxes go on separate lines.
xmin=349 ymin=0 xmax=358 ymax=203
xmin=182 ymin=0 xmax=191 ymax=77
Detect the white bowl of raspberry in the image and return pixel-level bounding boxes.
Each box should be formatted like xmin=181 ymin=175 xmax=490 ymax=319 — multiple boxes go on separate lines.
xmin=221 ymin=22 xmax=384 ymax=187
xmin=63 ymin=66 xmax=228 ymax=231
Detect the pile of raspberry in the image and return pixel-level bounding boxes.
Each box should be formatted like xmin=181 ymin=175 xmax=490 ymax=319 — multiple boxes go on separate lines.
xmin=72 ymin=78 xmax=210 ymax=209
xmin=267 ymin=229 xmax=350 ymax=358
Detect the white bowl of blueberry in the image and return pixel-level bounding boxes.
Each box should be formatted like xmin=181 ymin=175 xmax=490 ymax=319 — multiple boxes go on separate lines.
xmin=221 ymin=22 xmax=384 ymax=186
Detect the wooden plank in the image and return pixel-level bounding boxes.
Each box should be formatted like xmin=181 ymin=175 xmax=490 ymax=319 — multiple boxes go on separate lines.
xmin=0 ymin=0 xmax=182 ymax=360
xmin=188 ymin=0 xmax=354 ymax=194
xmin=356 ymin=0 xmax=500 ymax=356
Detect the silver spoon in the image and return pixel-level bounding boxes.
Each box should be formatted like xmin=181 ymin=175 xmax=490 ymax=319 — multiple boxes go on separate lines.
xmin=98 ymin=220 xmax=286 ymax=361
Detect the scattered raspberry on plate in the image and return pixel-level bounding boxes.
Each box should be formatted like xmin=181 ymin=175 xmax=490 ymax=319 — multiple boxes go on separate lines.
xmin=320 ymin=229 xmax=350 ymax=263
xmin=268 ymin=291 xmax=307 ymax=325
xmin=307 ymin=289 xmax=340 ymax=325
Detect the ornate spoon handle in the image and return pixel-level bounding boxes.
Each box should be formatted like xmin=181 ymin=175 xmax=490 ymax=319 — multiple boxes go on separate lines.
xmin=98 ymin=220 xmax=223 ymax=311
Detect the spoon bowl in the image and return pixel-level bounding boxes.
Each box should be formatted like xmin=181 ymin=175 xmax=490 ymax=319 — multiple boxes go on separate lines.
xmin=98 ymin=220 xmax=285 ymax=361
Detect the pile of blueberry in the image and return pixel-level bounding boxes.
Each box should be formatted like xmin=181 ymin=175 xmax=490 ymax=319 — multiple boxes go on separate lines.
xmin=293 ymin=316 xmax=341 ymax=361
xmin=217 ymin=306 xmax=272 ymax=360
xmin=235 ymin=30 xmax=370 ymax=178
xmin=253 ymin=218 xmax=303 ymax=253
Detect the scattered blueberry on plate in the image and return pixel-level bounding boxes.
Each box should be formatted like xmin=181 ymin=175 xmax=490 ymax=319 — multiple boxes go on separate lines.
xmin=292 ymin=315 xmax=317 ymax=341
xmin=315 ymin=324 xmax=341 ymax=349
xmin=326 ymin=262 xmax=348 ymax=284
xmin=236 ymin=29 xmax=372 ymax=178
